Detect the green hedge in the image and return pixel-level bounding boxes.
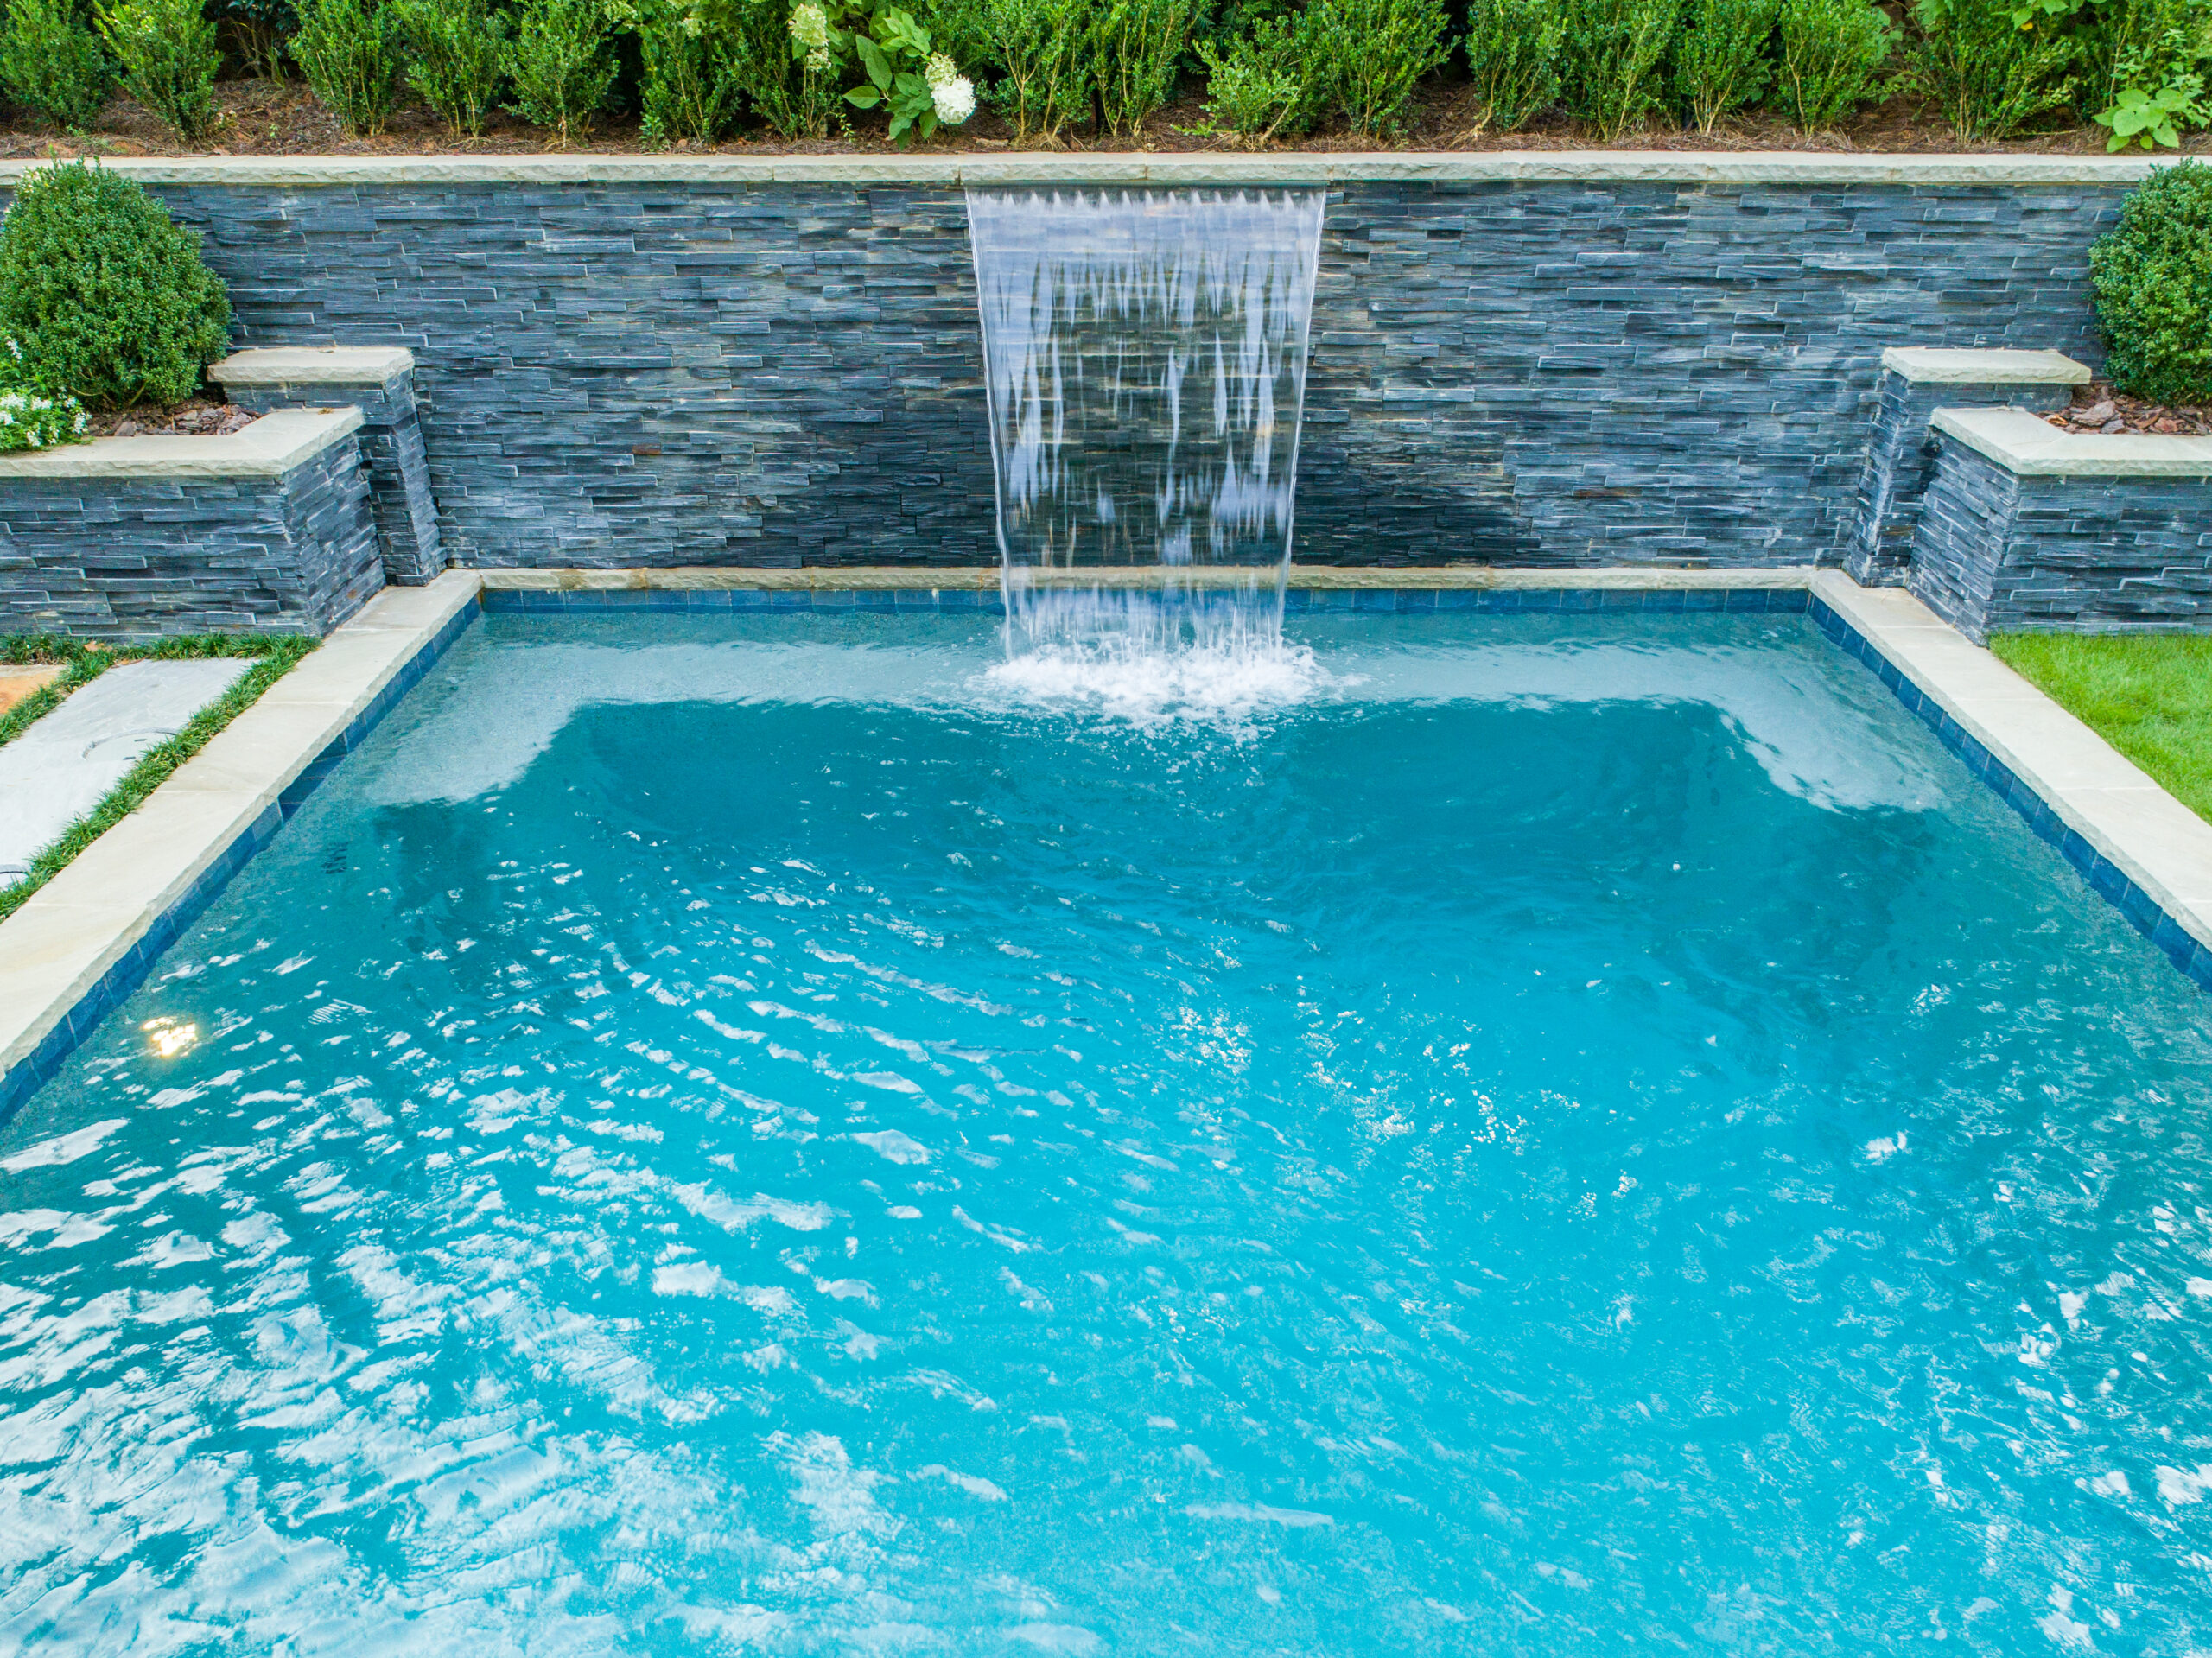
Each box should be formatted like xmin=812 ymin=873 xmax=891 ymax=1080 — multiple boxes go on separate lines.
xmin=2 ymin=0 xmax=2195 ymax=148
xmin=2092 ymin=159 xmax=2212 ymax=406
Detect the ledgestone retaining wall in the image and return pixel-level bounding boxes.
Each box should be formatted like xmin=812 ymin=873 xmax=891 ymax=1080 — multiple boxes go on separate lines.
xmin=1909 ymin=409 xmax=2212 ymax=638
xmin=29 ymin=156 xmax=2142 ymax=571
xmin=0 ymin=411 xmax=384 ymax=639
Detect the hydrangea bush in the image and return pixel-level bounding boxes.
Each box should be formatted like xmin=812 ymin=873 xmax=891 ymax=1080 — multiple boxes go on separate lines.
xmin=0 ymin=339 xmax=87 ymax=451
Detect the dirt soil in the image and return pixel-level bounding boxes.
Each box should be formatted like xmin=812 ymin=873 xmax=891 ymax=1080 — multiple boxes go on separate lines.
xmin=2045 ymin=383 xmax=2212 ymax=436
xmin=88 ymin=397 xmax=254 ymax=439
xmin=3 ymin=74 xmax=2194 ymax=160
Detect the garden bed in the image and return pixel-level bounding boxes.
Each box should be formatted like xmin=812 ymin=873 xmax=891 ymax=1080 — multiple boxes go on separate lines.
xmin=2044 ymin=381 xmax=2212 ymax=436
xmin=90 ymin=397 xmax=254 ymax=438
xmin=3 ymin=74 xmax=2187 ymax=160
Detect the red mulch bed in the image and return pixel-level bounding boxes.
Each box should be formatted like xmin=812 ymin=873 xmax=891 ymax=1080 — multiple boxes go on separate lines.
xmin=2044 ymin=383 xmax=2212 ymax=437
xmin=89 ymin=398 xmax=255 ymax=439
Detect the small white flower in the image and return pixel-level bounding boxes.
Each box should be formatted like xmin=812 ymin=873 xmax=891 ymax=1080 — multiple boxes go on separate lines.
xmin=925 ymin=51 xmax=958 ymax=87
xmin=804 ymin=44 xmax=830 ymax=70
xmin=787 ymin=0 xmax=829 ymax=52
xmin=932 ymin=74 xmax=975 ymax=124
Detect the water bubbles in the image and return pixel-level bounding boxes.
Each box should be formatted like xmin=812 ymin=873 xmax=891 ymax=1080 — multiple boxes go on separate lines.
xmin=984 ymin=580 xmax=1335 ymax=726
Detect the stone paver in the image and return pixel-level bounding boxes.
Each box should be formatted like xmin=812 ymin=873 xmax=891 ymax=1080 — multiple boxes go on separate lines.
xmin=0 ymin=658 xmax=252 ymax=882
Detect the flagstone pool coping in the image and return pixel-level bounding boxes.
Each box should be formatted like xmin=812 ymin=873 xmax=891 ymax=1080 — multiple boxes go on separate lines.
xmin=3 ymin=563 xmax=2207 ymax=1124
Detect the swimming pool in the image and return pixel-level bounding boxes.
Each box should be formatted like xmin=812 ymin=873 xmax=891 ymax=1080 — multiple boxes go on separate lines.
xmin=3 ymin=607 xmax=2209 ymax=1653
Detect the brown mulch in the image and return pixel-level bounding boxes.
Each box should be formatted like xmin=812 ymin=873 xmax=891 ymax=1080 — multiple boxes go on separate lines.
xmin=90 ymin=397 xmax=255 ymax=439
xmin=0 ymin=73 xmax=2187 ymax=160
xmin=2044 ymin=382 xmax=2212 ymax=437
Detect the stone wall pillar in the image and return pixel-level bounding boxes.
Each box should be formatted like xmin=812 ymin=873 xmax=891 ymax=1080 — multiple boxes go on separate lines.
xmin=0 ymin=410 xmax=384 ymax=639
xmin=1846 ymin=348 xmax=2088 ymax=587
xmin=213 ymin=347 xmax=446 ymax=586
xmin=1909 ymin=407 xmax=2212 ymax=640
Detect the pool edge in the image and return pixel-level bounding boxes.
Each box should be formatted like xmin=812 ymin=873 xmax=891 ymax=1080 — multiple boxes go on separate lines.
xmin=1808 ymin=570 xmax=2212 ymax=994
xmin=0 ymin=571 xmax=485 ymax=1121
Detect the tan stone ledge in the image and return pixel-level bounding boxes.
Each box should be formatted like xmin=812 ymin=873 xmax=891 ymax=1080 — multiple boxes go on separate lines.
xmin=1931 ymin=405 xmax=2212 ymax=477
xmin=0 ymin=569 xmax=482 ymax=1082
xmin=0 ymin=407 xmax=363 ymax=480
xmin=480 ymin=564 xmax=1819 ymax=590
xmin=0 ymin=151 xmax=2171 ymax=189
xmin=1882 ymin=348 xmax=2092 ymax=385
xmin=1812 ymin=570 xmax=2212 ymax=952
xmin=212 ymin=346 xmax=416 ymax=386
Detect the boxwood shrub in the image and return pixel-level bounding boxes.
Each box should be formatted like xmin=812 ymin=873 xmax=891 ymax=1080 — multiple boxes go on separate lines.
xmin=2090 ymin=159 xmax=2212 ymax=406
xmin=0 ymin=160 xmax=231 ymax=409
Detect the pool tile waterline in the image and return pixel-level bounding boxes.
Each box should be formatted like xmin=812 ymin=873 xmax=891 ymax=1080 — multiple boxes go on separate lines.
xmin=3 ymin=566 xmax=2208 ymax=1127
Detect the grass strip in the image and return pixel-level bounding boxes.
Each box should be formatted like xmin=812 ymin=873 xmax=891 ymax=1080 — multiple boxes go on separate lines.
xmin=1989 ymin=632 xmax=2212 ymax=825
xmin=0 ymin=633 xmax=315 ymax=924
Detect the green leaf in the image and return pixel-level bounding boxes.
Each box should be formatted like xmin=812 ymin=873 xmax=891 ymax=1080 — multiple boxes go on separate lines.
xmin=855 ymin=32 xmax=891 ymax=88
xmin=846 ymin=82 xmax=881 ymax=105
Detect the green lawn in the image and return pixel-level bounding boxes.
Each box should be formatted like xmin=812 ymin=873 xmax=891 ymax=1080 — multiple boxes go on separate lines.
xmin=1989 ymin=632 xmax=2212 ymax=824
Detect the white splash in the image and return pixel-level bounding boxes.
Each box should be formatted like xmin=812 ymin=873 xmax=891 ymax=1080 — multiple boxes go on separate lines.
xmin=985 ymin=581 xmax=1338 ymax=725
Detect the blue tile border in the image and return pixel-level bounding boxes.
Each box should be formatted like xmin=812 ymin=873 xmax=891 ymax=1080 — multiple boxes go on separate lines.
xmin=480 ymin=584 xmax=1816 ymax=617
xmin=1810 ymin=593 xmax=2212 ymax=995
xmin=0 ymin=595 xmax=483 ymax=1128
xmin=482 ymin=585 xmax=1002 ymax=613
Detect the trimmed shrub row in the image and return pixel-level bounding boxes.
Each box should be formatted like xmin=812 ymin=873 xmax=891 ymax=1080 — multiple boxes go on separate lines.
xmin=2 ymin=0 xmax=2210 ymax=149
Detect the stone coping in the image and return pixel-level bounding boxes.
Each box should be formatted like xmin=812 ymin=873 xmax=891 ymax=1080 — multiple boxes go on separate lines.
xmin=212 ymin=346 xmax=416 ymax=386
xmin=1930 ymin=405 xmax=2212 ymax=477
xmin=0 ymin=407 xmax=363 ymax=480
xmin=481 ymin=564 xmax=1820 ymax=592
xmin=1812 ymin=571 xmax=2212 ymax=962
xmin=1882 ymin=348 xmax=2092 ymax=385
xmin=0 ymin=152 xmax=2172 ymax=188
xmin=0 ymin=573 xmax=478 ymax=1090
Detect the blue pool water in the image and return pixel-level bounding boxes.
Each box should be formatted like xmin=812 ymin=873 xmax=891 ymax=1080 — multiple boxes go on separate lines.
xmin=3 ymin=610 xmax=2211 ymax=1655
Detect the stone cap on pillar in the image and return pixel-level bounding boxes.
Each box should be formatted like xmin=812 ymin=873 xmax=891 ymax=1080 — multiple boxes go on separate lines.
xmin=1931 ymin=405 xmax=2212 ymax=476
xmin=211 ymin=346 xmax=416 ymax=386
xmin=0 ymin=407 xmax=364 ymax=480
xmin=1880 ymin=347 xmax=2092 ymax=385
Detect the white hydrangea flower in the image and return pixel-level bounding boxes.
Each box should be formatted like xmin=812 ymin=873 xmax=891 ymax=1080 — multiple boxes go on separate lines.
xmin=925 ymin=52 xmax=957 ymax=87
xmin=787 ymin=1 xmax=829 ymax=53
xmin=932 ymin=73 xmax=976 ymax=125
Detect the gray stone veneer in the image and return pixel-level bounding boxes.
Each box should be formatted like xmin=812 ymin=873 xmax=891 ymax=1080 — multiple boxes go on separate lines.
xmin=0 ymin=430 xmax=384 ymax=639
xmin=1910 ymin=435 xmax=2212 ymax=638
xmin=215 ymin=354 xmax=446 ymax=585
xmin=1845 ymin=353 xmax=2086 ymax=587
xmin=87 ymin=172 xmax=2133 ymax=569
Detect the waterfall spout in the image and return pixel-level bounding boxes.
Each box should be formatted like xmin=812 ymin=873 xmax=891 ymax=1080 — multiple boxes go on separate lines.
xmin=965 ymin=187 xmax=1326 ymax=675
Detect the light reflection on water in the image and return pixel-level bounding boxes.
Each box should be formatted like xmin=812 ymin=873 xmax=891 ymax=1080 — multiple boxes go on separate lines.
xmin=2 ymin=610 xmax=2209 ymax=1655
